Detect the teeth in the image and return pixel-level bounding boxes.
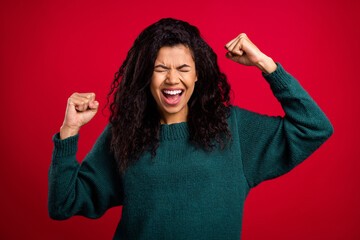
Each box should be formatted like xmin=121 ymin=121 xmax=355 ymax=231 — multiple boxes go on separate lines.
xmin=163 ymin=90 xmax=182 ymax=95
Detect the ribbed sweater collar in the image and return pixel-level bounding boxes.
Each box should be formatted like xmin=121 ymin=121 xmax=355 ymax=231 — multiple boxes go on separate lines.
xmin=159 ymin=122 xmax=189 ymax=141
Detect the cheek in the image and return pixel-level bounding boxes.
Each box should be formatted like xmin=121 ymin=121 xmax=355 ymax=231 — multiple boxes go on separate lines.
xmin=186 ymin=86 xmax=195 ymax=99
xmin=185 ymin=76 xmax=197 ymax=94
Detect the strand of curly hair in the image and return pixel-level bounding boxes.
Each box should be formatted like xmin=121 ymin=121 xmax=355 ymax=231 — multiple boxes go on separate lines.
xmin=102 ymin=18 xmax=234 ymax=174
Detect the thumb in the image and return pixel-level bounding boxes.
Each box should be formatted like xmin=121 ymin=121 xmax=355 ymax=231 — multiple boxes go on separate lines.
xmin=226 ymin=50 xmax=244 ymax=58
xmin=226 ymin=52 xmax=243 ymax=62
xmin=68 ymin=101 xmax=78 ymax=114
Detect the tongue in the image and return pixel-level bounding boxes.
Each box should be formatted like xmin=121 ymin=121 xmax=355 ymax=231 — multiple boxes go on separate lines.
xmin=166 ymin=94 xmax=180 ymax=102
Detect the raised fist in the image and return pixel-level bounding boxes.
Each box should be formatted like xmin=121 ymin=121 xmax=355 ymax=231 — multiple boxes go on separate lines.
xmin=60 ymin=92 xmax=99 ymax=139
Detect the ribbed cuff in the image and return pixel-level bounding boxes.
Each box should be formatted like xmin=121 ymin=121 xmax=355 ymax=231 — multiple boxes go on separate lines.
xmin=52 ymin=132 xmax=79 ymax=157
xmin=261 ymin=62 xmax=292 ymax=92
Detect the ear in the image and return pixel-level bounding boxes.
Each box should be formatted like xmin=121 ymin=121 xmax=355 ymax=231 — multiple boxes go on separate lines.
xmin=195 ymin=75 xmax=198 ymax=82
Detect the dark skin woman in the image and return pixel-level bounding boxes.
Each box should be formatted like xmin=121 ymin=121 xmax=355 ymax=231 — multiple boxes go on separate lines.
xmin=59 ymin=22 xmax=277 ymax=172
xmin=50 ymin=18 xmax=333 ymax=239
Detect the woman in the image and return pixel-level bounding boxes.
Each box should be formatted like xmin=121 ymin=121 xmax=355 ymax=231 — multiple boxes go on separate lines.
xmin=48 ymin=18 xmax=333 ymax=239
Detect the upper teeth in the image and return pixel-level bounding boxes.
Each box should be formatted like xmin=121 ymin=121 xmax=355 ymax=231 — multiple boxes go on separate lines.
xmin=163 ymin=90 xmax=182 ymax=95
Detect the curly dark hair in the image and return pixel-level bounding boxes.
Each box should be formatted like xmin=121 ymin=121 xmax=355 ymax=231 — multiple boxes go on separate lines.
xmin=102 ymin=18 xmax=233 ymax=174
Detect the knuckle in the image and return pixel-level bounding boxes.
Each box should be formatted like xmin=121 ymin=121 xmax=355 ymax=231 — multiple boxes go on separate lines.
xmin=239 ymin=33 xmax=247 ymax=38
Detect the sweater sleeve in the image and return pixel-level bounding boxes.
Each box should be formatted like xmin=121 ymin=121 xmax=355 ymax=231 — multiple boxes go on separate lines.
xmin=234 ymin=62 xmax=334 ymax=188
xmin=48 ymin=123 xmax=123 ymax=220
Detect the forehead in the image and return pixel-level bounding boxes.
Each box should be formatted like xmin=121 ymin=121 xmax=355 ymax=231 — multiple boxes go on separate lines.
xmin=155 ymin=45 xmax=194 ymax=64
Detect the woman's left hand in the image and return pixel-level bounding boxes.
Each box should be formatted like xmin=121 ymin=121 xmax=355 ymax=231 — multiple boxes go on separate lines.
xmin=225 ymin=33 xmax=277 ymax=74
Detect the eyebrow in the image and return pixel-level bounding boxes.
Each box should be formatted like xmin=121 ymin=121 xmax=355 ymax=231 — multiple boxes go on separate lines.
xmin=154 ymin=64 xmax=191 ymax=70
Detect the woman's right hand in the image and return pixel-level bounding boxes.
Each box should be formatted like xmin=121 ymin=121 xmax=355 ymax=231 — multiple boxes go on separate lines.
xmin=60 ymin=92 xmax=99 ymax=139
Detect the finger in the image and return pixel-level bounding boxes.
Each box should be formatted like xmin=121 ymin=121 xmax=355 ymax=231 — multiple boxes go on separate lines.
xmin=239 ymin=34 xmax=259 ymax=51
xmin=233 ymin=38 xmax=245 ymax=56
xmin=89 ymin=100 xmax=99 ymax=109
xmin=85 ymin=93 xmax=96 ymax=102
xmin=225 ymin=36 xmax=238 ymax=50
xmin=79 ymin=98 xmax=92 ymax=111
xmin=72 ymin=93 xmax=95 ymax=103
xmin=240 ymin=33 xmax=253 ymax=43
xmin=227 ymin=37 xmax=240 ymax=52
xmin=69 ymin=96 xmax=91 ymax=112
xmin=73 ymin=92 xmax=95 ymax=98
xmin=238 ymin=33 xmax=248 ymax=38
xmin=225 ymin=33 xmax=248 ymax=48
xmin=72 ymin=93 xmax=96 ymax=105
xmin=226 ymin=53 xmax=244 ymax=64
xmin=226 ymin=51 xmax=243 ymax=61
xmin=87 ymin=94 xmax=97 ymax=109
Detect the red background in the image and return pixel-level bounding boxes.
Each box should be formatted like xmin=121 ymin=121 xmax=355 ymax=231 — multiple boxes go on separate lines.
xmin=1 ymin=0 xmax=359 ymax=239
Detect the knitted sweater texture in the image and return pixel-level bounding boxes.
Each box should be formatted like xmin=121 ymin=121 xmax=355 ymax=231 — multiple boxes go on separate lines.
xmin=48 ymin=63 xmax=334 ymax=239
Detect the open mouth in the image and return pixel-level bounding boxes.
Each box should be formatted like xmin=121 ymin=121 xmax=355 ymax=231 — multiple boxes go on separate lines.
xmin=161 ymin=89 xmax=184 ymax=105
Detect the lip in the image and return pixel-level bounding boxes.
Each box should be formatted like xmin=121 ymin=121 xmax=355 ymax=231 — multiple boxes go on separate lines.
xmin=161 ymin=88 xmax=184 ymax=106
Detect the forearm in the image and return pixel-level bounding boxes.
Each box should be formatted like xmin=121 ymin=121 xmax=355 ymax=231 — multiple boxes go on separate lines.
xmin=60 ymin=125 xmax=80 ymax=139
xmin=255 ymin=55 xmax=278 ymax=74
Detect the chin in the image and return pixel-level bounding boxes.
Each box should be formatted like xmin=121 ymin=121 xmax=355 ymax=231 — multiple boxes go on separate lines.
xmin=163 ymin=105 xmax=184 ymax=114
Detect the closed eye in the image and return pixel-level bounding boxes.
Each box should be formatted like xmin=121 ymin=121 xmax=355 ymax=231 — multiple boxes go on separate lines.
xmin=154 ymin=70 xmax=190 ymax=73
xmin=154 ymin=64 xmax=191 ymax=72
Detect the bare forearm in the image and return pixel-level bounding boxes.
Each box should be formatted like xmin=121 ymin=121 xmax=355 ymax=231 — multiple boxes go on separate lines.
xmin=60 ymin=125 xmax=79 ymax=139
xmin=256 ymin=56 xmax=277 ymax=74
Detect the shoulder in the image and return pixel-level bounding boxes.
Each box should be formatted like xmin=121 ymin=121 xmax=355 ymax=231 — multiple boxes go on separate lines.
xmin=228 ymin=104 xmax=263 ymax=122
xmin=229 ymin=104 xmax=245 ymax=115
xmin=95 ymin=122 xmax=113 ymax=143
xmin=227 ymin=105 xmax=245 ymax=132
xmin=105 ymin=122 xmax=112 ymax=132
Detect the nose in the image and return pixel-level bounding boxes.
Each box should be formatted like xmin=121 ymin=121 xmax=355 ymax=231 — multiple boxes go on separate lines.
xmin=166 ymin=69 xmax=180 ymax=84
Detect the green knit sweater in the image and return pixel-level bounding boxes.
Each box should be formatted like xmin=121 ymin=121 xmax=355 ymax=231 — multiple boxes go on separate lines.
xmin=48 ymin=63 xmax=333 ymax=239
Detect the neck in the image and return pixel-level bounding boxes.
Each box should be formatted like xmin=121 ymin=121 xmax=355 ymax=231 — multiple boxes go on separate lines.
xmin=160 ymin=105 xmax=188 ymax=125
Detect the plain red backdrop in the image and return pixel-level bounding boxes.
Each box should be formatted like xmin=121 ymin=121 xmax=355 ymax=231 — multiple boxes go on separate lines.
xmin=1 ymin=0 xmax=359 ymax=239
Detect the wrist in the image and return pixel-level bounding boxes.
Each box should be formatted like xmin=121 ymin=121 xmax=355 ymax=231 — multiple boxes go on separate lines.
xmin=256 ymin=55 xmax=277 ymax=74
xmin=60 ymin=125 xmax=80 ymax=140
